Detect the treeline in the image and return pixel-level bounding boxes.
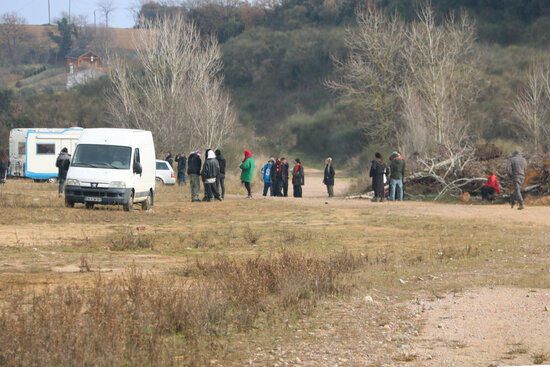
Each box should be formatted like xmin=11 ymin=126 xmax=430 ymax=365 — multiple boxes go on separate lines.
xmin=136 ymin=0 xmax=549 ymax=160
xmin=1 ymin=0 xmax=549 ymax=161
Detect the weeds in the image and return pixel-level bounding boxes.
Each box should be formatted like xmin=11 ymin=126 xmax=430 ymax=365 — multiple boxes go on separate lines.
xmin=532 ymin=352 xmax=549 ymax=365
xmin=243 ymin=225 xmax=260 ymax=245
xmin=0 ymin=250 xmax=366 ymax=366
xmin=108 ymin=228 xmax=154 ymax=251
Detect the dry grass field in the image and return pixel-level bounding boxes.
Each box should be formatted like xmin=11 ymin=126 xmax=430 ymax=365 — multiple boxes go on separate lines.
xmin=0 ymin=172 xmax=548 ymax=366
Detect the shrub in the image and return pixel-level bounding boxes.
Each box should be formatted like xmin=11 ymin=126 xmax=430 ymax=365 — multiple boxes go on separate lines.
xmin=0 ymin=250 xmax=366 ymax=366
xmin=108 ymin=228 xmax=154 ymax=251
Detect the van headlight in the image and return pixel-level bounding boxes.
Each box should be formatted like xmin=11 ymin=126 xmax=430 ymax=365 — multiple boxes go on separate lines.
xmin=109 ymin=181 xmax=126 ymax=188
xmin=66 ymin=179 xmax=80 ymax=186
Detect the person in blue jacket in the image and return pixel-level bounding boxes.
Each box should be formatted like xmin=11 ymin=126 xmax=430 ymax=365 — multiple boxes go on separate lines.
xmin=261 ymin=158 xmax=275 ymax=196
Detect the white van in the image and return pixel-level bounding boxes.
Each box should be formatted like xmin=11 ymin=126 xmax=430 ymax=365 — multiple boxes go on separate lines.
xmin=64 ymin=128 xmax=156 ymax=211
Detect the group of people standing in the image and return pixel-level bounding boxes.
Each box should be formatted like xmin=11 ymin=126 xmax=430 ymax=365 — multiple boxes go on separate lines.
xmin=259 ymin=157 xmax=305 ymax=198
xmin=369 ymin=151 xmax=406 ymax=202
xmin=165 ymin=149 xmax=227 ymax=202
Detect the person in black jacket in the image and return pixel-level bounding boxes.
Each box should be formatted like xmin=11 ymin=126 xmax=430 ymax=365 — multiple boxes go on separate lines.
xmin=165 ymin=152 xmax=174 ymax=167
xmin=215 ymin=149 xmax=226 ymax=199
xmin=0 ymin=150 xmax=9 ymax=184
xmin=369 ymin=152 xmax=388 ymax=202
xmin=292 ymin=158 xmax=304 ymax=198
xmin=187 ymin=150 xmax=202 ymax=202
xmin=56 ymin=147 xmax=71 ymax=196
xmin=201 ymin=150 xmax=222 ymax=201
xmin=175 ymin=153 xmax=187 ymax=185
xmin=323 ymin=157 xmax=335 ymax=198
xmin=281 ymin=157 xmax=289 ymax=197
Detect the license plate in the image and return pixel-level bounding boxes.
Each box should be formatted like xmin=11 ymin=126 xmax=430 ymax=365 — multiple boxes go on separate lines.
xmin=85 ymin=197 xmax=102 ymax=203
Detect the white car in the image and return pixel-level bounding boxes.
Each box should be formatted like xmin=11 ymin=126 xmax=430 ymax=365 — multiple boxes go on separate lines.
xmin=156 ymin=160 xmax=176 ymax=185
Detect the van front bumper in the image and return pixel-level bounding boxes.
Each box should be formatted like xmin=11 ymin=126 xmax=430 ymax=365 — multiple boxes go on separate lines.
xmin=64 ymin=185 xmax=132 ymax=205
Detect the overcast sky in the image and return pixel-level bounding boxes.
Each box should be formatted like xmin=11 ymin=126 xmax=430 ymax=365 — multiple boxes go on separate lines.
xmin=0 ymin=0 xmax=137 ymax=28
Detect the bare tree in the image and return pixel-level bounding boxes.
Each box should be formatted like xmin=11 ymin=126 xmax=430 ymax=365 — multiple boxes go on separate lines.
xmin=330 ymin=5 xmax=480 ymax=158
xmin=327 ymin=7 xmax=407 ymax=144
xmin=0 ymin=12 xmax=28 ymax=63
xmin=97 ymin=0 xmax=115 ymax=28
xmin=108 ymin=14 xmax=236 ymax=151
xmin=402 ymin=7 xmax=479 ymax=153
xmin=513 ymin=59 xmax=550 ymax=153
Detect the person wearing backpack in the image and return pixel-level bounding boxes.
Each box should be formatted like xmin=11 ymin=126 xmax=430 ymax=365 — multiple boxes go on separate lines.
xmin=56 ymin=147 xmax=71 ymax=196
xmin=261 ymin=158 xmax=274 ymax=196
xmin=369 ymin=152 xmax=388 ymax=202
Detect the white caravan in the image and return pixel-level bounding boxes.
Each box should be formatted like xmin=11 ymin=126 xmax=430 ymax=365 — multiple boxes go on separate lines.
xmin=64 ymin=128 xmax=156 ymax=211
xmin=8 ymin=127 xmax=83 ymax=180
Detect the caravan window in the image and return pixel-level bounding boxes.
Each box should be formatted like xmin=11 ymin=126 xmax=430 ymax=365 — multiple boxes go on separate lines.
xmin=36 ymin=143 xmax=55 ymax=155
xmin=18 ymin=142 xmax=26 ymax=155
xmin=72 ymin=144 xmax=132 ymax=169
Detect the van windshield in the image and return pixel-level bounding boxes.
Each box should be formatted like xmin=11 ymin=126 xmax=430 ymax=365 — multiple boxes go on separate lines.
xmin=72 ymin=144 xmax=132 ymax=169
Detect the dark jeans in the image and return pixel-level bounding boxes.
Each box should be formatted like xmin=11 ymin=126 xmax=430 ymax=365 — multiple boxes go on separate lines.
xmin=177 ymin=172 xmax=187 ymax=185
xmin=244 ymin=181 xmax=252 ymax=197
xmin=58 ymin=177 xmax=66 ymax=194
xmin=204 ymin=182 xmax=220 ymax=201
xmin=216 ymin=174 xmax=225 ymax=199
xmin=326 ymin=185 xmax=334 ymax=197
xmin=480 ymin=186 xmax=495 ymax=201
xmin=293 ymin=184 xmax=302 ymax=198
xmin=282 ymin=180 xmax=288 ymax=197
xmin=263 ymin=181 xmax=271 ymax=196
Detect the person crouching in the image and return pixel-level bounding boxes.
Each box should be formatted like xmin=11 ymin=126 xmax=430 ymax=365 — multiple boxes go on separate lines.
xmin=480 ymin=170 xmax=501 ymax=202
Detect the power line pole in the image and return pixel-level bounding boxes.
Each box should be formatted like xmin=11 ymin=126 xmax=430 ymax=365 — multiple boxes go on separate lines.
xmin=94 ymin=10 xmax=97 ymax=27
xmin=48 ymin=0 xmax=51 ymax=24
xmin=68 ymin=0 xmax=71 ymax=21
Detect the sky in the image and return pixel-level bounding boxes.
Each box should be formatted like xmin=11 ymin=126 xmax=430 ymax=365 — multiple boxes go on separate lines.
xmin=0 ymin=0 xmax=137 ymax=28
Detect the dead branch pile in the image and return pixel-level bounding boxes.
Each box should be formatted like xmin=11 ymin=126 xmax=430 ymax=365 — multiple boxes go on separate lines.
xmin=404 ymin=146 xmax=550 ymax=199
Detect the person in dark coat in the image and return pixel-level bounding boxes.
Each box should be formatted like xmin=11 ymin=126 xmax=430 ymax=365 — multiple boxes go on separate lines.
xmin=281 ymin=157 xmax=289 ymax=197
xmin=0 ymin=150 xmax=9 ymax=184
xmin=323 ymin=157 xmax=335 ymax=198
xmin=292 ymin=158 xmax=304 ymax=198
xmin=273 ymin=158 xmax=283 ymax=196
xmin=56 ymin=147 xmax=71 ymax=196
xmin=165 ymin=152 xmax=174 ymax=167
xmin=215 ymin=149 xmax=226 ymax=199
xmin=507 ymin=150 xmax=528 ymax=210
xmin=175 ymin=153 xmax=187 ymax=185
xmin=389 ymin=151 xmax=406 ymax=201
xmin=201 ymin=150 xmax=221 ymax=201
xmin=187 ymin=150 xmax=202 ymax=202
xmin=369 ymin=152 xmax=388 ymax=202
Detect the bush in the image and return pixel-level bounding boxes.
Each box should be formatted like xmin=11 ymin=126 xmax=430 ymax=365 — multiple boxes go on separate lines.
xmin=0 ymin=250 xmax=366 ymax=366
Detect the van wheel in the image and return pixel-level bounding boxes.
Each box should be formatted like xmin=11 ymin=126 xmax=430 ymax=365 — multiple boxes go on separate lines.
xmin=156 ymin=177 xmax=164 ymax=185
xmin=141 ymin=191 xmax=153 ymax=211
xmin=85 ymin=202 xmax=94 ymax=210
xmin=65 ymin=198 xmax=74 ymax=208
xmin=123 ymin=194 xmax=134 ymax=212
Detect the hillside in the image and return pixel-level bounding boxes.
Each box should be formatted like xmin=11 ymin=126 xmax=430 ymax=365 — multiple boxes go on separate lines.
xmin=1 ymin=0 xmax=549 ymax=161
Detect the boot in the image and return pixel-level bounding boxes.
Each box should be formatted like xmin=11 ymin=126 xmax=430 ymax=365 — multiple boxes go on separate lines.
xmin=518 ymin=203 xmax=524 ymax=210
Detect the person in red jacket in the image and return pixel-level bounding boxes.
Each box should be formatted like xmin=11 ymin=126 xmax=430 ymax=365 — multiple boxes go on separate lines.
xmin=480 ymin=170 xmax=501 ymax=201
